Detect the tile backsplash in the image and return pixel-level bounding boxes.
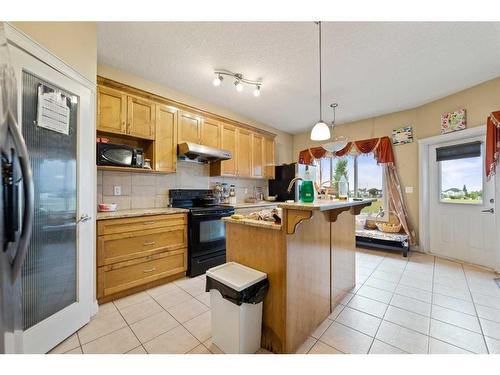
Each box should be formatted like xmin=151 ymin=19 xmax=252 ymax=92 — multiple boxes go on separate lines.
xmin=97 ymin=161 xmax=268 ymax=210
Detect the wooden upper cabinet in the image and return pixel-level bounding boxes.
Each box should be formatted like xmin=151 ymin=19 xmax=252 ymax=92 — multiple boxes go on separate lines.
xmin=237 ymin=129 xmax=252 ymax=177
xmin=201 ymin=119 xmax=221 ymax=148
xmin=178 ymin=111 xmax=202 ymax=144
xmin=127 ymin=96 xmax=155 ymax=139
xmin=155 ymin=104 xmax=178 ymax=173
xmin=97 ymin=86 xmax=127 ymax=135
xmin=252 ymin=133 xmax=264 ymax=178
xmin=219 ymin=123 xmax=237 ymax=176
xmin=264 ymin=137 xmax=276 ymax=179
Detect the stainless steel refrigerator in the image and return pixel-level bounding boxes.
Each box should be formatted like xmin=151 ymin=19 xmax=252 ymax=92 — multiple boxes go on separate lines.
xmin=0 ymin=24 xmax=34 ymax=354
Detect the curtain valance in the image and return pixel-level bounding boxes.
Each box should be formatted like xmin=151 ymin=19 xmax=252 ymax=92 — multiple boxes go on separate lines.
xmin=485 ymin=111 xmax=500 ymax=179
xmin=298 ymin=136 xmax=395 ymax=165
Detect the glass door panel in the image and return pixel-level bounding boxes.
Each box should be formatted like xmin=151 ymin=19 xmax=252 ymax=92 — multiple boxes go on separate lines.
xmin=20 ymin=71 xmax=78 ymax=330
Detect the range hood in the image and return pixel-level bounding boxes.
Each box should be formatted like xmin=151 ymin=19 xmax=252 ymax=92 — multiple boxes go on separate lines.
xmin=177 ymin=142 xmax=231 ymax=162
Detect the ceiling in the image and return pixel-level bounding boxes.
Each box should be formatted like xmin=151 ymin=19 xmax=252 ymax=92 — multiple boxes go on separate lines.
xmin=97 ymin=22 xmax=500 ymax=135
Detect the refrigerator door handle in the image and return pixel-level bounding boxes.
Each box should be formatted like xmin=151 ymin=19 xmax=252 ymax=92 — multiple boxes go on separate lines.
xmin=8 ymin=110 xmax=34 ymax=282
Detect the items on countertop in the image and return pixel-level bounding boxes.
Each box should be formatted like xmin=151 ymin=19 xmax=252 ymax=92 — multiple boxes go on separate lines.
xmin=98 ymin=203 xmax=117 ymax=212
xmin=230 ymin=208 xmax=282 ymax=225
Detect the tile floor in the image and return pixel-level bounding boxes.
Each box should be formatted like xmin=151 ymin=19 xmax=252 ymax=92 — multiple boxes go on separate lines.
xmin=49 ymin=249 xmax=500 ymax=354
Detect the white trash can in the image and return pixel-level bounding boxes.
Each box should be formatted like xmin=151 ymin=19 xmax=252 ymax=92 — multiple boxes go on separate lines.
xmin=206 ymin=262 xmax=269 ymax=354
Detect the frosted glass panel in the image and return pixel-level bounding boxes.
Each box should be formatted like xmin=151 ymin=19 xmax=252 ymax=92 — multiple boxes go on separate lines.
xmin=21 ymin=71 xmax=78 ymax=330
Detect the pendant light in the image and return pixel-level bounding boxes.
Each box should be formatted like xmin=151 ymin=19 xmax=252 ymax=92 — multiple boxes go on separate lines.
xmin=323 ymin=103 xmax=348 ymax=152
xmin=310 ymin=21 xmax=330 ymax=141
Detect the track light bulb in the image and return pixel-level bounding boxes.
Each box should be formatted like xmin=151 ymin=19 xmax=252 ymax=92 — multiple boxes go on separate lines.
xmin=235 ymin=80 xmax=244 ymax=92
xmin=253 ymin=86 xmax=261 ymax=97
xmin=213 ymin=75 xmax=223 ymax=87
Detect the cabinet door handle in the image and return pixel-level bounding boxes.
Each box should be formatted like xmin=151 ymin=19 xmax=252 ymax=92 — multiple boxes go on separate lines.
xmin=143 ymin=267 xmax=157 ymax=273
xmin=143 ymin=241 xmax=156 ymax=246
xmin=143 ymin=221 xmax=156 ymax=225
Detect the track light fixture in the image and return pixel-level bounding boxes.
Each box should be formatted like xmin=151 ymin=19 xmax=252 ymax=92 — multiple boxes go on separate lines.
xmin=253 ymin=85 xmax=261 ymax=97
xmin=234 ymin=79 xmax=244 ymax=92
xmin=212 ymin=70 xmax=262 ymax=96
xmin=212 ymin=74 xmax=223 ymax=87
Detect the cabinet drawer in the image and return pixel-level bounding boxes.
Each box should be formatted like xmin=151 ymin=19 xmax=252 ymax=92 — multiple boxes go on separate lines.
xmin=97 ymin=249 xmax=187 ymax=299
xmin=97 ymin=214 xmax=186 ymax=235
xmin=97 ymin=226 xmax=187 ymax=266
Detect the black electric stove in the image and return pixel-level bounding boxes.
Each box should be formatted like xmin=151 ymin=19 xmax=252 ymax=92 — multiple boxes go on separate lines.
xmin=169 ymin=189 xmax=234 ymax=277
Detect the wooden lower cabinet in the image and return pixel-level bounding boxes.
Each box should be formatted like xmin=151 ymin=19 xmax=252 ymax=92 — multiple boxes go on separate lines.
xmin=97 ymin=250 xmax=187 ymax=300
xmin=97 ymin=214 xmax=187 ymax=303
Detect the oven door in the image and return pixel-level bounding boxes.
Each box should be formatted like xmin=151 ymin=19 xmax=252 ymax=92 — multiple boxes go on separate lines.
xmin=189 ymin=211 xmax=232 ymax=256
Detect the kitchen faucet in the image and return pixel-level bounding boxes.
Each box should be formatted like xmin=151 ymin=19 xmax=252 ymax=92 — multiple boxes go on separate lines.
xmin=287 ymin=177 xmax=303 ymax=194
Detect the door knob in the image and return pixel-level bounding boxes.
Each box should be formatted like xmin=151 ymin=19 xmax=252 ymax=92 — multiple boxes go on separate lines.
xmin=76 ymin=214 xmax=92 ymax=223
xmin=481 ymin=208 xmax=494 ymax=214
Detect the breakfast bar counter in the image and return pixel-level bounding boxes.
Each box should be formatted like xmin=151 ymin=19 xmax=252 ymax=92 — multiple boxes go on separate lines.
xmin=224 ymin=199 xmax=374 ymax=353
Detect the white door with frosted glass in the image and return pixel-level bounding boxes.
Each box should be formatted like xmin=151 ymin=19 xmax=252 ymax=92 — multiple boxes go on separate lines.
xmin=10 ymin=40 xmax=94 ymax=353
xmin=428 ymin=135 xmax=496 ymax=268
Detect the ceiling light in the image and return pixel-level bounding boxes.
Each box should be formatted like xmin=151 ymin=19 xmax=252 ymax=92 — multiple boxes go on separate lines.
xmin=212 ymin=74 xmax=223 ymax=87
xmin=234 ymin=80 xmax=244 ymax=92
xmin=310 ymin=21 xmax=329 ymax=141
xmin=311 ymin=121 xmax=331 ymax=141
xmin=322 ymin=103 xmax=348 ymax=151
xmin=212 ymin=70 xmax=262 ymax=96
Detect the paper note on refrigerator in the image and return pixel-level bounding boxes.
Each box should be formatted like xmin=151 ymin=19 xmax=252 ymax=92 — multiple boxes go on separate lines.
xmin=36 ymin=84 xmax=70 ymax=135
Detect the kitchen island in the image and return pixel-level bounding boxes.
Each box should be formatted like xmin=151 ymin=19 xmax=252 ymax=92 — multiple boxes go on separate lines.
xmin=223 ymin=199 xmax=374 ymax=353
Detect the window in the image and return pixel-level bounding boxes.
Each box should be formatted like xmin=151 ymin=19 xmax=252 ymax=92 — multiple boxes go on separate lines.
xmin=315 ymin=154 xmax=387 ymax=220
xmin=316 ymin=157 xmax=354 ymax=191
xmin=437 ymin=141 xmax=483 ymax=205
xmin=439 ymin=158 xmax=483 ymax=204
xmin=356 ymin=155 xmax=387 ymax=219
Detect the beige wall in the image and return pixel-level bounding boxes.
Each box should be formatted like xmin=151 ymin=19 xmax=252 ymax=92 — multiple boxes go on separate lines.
xmin=98 ymin=64 xmax=293 ymax=165
xmin=11 ymin=22 xmax=97 ymax=83
xmin=293 ymin=77 xmax=500 ymax=242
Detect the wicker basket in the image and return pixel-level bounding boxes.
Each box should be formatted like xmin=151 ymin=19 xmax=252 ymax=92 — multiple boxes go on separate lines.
xmin=376 ymin=222 xmax=402 ymax=233
xmin=376 ymin=211 xmax=402 ymax=233
xmin=364 ymin=218 xmax=378 ymax=230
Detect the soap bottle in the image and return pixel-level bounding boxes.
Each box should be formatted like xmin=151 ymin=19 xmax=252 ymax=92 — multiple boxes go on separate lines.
xmin=338 ymin=175 xmax=349 ymax=200
xmin=300 ymin=168 xmax=315 ymax=203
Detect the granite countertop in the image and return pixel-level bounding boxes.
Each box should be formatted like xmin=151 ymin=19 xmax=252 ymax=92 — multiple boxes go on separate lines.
xmin=96 ymin=207 xmax=188 ymax=220
xmin=278 ymin=198 xmax=376 ymax=212
xmin=222 ymin=216 xmax=282 ymax=230
xmin=222 ymin=201 xmax=281 ymax=209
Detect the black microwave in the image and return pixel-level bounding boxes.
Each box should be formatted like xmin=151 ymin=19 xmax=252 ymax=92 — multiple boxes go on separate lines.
xmin=97 ymin=143 xmax=144 ymax=168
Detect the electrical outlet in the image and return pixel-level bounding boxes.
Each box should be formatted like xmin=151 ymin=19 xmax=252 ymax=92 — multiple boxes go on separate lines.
xmin=244 ymin=188 xmax=248 ymax=194
xmin=405 ymin=186 xmax=414 ymax=194
xmin=114 ymin=186 xmax=122 ymax=196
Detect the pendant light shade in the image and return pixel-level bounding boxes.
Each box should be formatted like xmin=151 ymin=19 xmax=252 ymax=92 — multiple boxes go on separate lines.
xmin=311 ymin=121 xmax=331 ymax=141
xmin=323 ymin=136 xmax=348 ymax=152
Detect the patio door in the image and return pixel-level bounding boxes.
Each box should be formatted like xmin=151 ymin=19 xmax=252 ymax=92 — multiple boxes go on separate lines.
xmin=428 ymin=134 xmax=496 ymax=268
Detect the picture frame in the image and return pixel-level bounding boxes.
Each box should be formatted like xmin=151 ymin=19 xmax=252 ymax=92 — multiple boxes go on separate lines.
xmin=392 ymin=126 xmax=413 ymax=145
xmin=441 ymin=109 xmax=466 ymax=134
